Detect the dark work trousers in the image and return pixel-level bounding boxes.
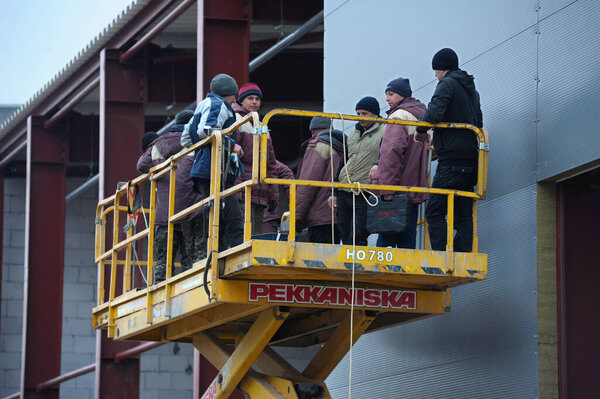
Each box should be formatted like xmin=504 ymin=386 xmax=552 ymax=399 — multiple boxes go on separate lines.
xmin=153 ymin=224 xmax=187 ymax=283
xmin=337 ymin=190 xmax=370 ymax=246
xmin=180 ymin=211 xmax=208 ymax=269
xmin=240 ymin=202 xmax=266 ymax=236
xmin=425 ymin=160 xmax=477 ymax=252
xmin=376 ymin=203 xmax=419 ymax=249
xmin=197 ymin=181 xmax=244 ymax=251
xmin=308 ymin=224 xmax=340 ymax=244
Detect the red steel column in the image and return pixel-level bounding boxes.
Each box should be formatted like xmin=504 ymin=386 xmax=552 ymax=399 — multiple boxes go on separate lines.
xmin=194 ymin=2 xmax=250 ymax=396
xmin=20 ymin=116 xmax=67 ymax=399
xmin=96 ymin=48 xmax=145 ymax=399
xmin=199 ymin=0 xmax=250 ymax=99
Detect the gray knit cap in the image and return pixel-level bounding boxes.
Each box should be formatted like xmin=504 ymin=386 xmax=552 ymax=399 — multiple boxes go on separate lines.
xmin=309 ymin=117 xmax=332 ymax=131
xmin=210 ymin=73 xmax=238 ymax=97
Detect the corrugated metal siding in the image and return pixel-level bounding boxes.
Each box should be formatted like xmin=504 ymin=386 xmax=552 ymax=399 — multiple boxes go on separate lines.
xmin=324 ymin=0 xmax=543 ymax=397
xmin=537 ymin=0 xmax=600 ymax=180
xmin=324 ymin=0 xmax=539 ymax=201
xmin=327 ymin=186 xmax=538 ymax=398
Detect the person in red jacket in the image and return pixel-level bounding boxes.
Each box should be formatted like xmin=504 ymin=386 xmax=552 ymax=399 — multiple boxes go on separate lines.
xmin=371 ymin=77 xmax=429 ymax=249
xmin=296 ymin=117 xmax=345 ymax=244
xmin=231 ymin=83 xmax=279 ymax=236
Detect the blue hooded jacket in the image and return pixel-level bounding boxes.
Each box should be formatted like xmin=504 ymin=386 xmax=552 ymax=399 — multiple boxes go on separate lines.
xmin=181 ymin=93 xmax=238 ymax=181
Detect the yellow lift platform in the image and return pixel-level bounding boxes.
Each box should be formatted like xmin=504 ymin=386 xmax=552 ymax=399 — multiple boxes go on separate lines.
xmin=93 ymin=110 xmax=489 ymax=399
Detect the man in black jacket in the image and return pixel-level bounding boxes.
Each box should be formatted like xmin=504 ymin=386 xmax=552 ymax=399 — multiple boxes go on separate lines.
xmin=416 ymin=48 xmax=482 ymax=252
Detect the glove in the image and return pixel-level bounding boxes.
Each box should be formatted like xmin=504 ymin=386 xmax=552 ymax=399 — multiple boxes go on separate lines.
xmin=416 ymin=125 xmax=429 ymax=134
xmin=267 ymin=200 xmax=278 ymax=213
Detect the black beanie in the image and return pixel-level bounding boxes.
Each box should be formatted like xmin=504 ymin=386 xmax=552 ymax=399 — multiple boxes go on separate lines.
xmin=355 ymin=96 xmax=380 ymax=116
xmin=174 ymin=109 xmax=194 ymax=125
xmin=432 ymin=48 xmax=459 ymax=70
xmin=385 ymin=77 xmax=412 ymax=98
xmin=141 ymin=132 xmax=158 ymax=151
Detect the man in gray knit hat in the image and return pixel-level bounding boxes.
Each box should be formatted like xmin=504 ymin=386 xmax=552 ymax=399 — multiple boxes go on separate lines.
xmin=180 ymin=73 xmax=245 ymax=253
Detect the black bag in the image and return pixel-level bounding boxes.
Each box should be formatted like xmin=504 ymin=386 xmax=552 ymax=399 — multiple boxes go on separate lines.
xmin=366 ymin=194 xmax=412 ymax=234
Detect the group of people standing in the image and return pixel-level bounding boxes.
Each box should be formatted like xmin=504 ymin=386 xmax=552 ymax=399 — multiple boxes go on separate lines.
xmin=297 ymin=48 xmax=482 ymax=254
xmin=137 ymin=47 xmax=482 ymax=284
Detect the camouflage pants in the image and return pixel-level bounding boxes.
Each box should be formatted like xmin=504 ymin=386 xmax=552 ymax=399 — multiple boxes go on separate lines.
xmin=153 ymin=212 xmax=209 ymax=283
xmin=180 ymin=212 xmax=208 ymax=270
xmin=153 ymin=224 xmax=188 ymax=283
xmin=239 ymin=202 xmax=266 ymax=236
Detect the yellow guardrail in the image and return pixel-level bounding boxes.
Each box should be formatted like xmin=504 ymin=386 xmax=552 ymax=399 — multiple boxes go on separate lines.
xmin=261 ymin=109 xmax=489 ymax=250
xmin=94 ymin=109 xmax=489 ymax=308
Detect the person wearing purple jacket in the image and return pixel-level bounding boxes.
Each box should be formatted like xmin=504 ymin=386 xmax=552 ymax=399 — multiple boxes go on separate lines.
xmin=231 ymin=83 xmax=279 ymax=236
xmin=371 ymin=77 xmax=429 ymax=249
xmin=137 ymin=110 xmax=205 ymax=283
xmin=296 ymin=117 xmax=345 ymax=244
xmin=263 ymin=160 xmax=294 ymax=234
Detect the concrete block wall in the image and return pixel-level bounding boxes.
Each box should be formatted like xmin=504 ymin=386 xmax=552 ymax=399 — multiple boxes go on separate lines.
xmin=140 ymin=343 xmax=194 ymax=399
xmin=0 ymin=177 xmax=25 ymax=398
xmin=60 ymin=177 xmax=99 ymax=399
xmin=1 ymin=176 xmax=196 ymax=397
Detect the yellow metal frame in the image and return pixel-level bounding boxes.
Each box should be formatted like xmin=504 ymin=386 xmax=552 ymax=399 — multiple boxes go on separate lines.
xmin=93 ymin=109 xmax=489 ymax=399
xmin=261 ymin=109 xmax=489 ymax=252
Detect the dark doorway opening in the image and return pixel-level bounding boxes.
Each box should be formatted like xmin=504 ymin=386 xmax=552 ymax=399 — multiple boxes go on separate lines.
xmin=557 ymin=167 xmax=600 ymax=398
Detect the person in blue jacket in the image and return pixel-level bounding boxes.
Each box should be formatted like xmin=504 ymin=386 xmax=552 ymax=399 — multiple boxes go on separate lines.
xmin=181 ymin=73 xmax=244 ymax=250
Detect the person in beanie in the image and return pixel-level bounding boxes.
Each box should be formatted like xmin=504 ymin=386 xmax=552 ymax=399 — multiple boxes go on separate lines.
xmin=295 ymin=117 xmax=345 ymax=244
xmin=371 ymin=77 xmax=429 ymax=249
xmin=181 ymin=73 xmax=244 ymax=251
xmin=141 ymin=132 xmax=158 ymax=152
xmin=137 ymin=110 xmax=204 ymax=282
xmin=328 ymin=96 xmax=385 ymax=246
xmin=415 ymin=48 xmax=483 ymax=253
xmin=231 ymin=83 xmax=279 ymax=236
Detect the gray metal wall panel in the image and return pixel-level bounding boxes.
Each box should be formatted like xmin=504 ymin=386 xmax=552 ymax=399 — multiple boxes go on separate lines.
xmin=537 ymin=0 xmax=600 ymax=180
xmin=324 ymin=1 xmax=542 ymax=396
xmin=326 ymin=186 xmax=538 ymax=398
xmin=324 ymin=0 xmax=539 ymax=201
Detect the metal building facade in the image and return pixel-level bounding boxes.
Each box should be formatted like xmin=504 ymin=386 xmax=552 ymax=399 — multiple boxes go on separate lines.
xmin=323 ymin=0 xmax=599 ymax=397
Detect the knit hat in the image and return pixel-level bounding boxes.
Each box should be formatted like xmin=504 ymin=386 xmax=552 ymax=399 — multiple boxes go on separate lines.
xmin=355 ymin=96 xmax=380 ymax=116
xmin=432 ymin=48 xmax=459 ymax=70
xmin=309 ymin=116 xmax=332 ymax=131
xmin=174 ymin=109 xmax=194 ymax=125
xmin=385 ymin=77 xmax=412 ymax=98
xmin=141 ymin=132 xmax=158 ymax=151
xmin=238 ymin=83 xmax=262 ymax=102
xmin=210 ymin=73 xmax=238 ymax=97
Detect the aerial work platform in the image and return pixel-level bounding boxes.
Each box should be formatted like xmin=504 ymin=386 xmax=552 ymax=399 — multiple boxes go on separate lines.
xmin=93 ymin=110 xmax=489 ymax=398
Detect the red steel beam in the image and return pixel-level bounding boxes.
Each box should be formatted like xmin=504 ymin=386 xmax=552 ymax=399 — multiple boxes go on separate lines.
xmin=0 ymin=125 xmax=26 ymax=159
xmin=114 ymin=342 xmax=164 ymax=363
xmin=0 ymin=139 xmax=27 ymax=169
xmin=21 ymin=116 xmax=67 ymax=399
xmin=0 ymin=0 xmax=177 ymax=158
xmin=36 ymin=364 xmax=95 ymax=392
xmin=35 ymin=341 xmax=164 ymax=392
xmin=120 ymin=0 xmax=196 ymax=64
xmin=44 ymin=77 xmax=100 ymax=130
xmin=106 ymin=0 xmax=177 ymax=49
xmin=96 ymin=48 xmax=145 ymax=399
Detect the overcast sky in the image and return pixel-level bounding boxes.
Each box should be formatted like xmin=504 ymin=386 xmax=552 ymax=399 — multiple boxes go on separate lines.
xmin=0 ymin=0 xmax=133 ymax=105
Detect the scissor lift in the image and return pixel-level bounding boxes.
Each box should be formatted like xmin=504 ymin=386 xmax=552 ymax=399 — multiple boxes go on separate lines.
xmin=93 ymin=110 xmax=489 ymax=398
